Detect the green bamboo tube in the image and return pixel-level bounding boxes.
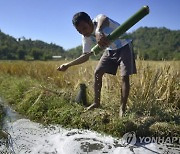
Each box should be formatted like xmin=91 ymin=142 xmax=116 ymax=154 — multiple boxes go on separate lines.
xmin=91 ymin=5 xmax=150 ymax=55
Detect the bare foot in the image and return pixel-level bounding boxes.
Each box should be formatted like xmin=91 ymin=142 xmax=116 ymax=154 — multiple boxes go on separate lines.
xmin=86 ymin=103 xmax=100 ymax=111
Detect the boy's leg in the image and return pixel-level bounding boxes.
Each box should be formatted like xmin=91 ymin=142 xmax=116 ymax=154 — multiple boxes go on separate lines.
xmin=87 ymin=50 xmax=118 ymax=110
xmin=87 ymin=71 xmax=104 ymax=110
xmin=87 ymin=70 xmax=104 ymax=110
xmin=118 ymin=43 xmax=136 ymax=117
xmin=94 ymin=70 xmax=104 ymax=106
xmin=119 ymin=75 xmax=130 ymax=117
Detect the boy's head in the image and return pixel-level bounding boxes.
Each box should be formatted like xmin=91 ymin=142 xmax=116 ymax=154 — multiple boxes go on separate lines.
xmin=72 ymin=12 xmax=93 ymax=37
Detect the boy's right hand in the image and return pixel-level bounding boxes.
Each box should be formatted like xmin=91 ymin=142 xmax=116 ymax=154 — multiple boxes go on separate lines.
xmin=95 ymin=32 xmax=110 ymax=48
xmin=57 ymin=63 xmax=69 ymax=71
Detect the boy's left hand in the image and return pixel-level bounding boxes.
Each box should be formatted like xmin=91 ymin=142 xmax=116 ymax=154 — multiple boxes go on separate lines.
xmin=57 ymin=63 xmax=69 ymax=71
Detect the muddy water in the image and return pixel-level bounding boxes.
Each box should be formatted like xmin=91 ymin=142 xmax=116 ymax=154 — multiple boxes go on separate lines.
xmin=0 ymin=99 xmax=179 ymax=154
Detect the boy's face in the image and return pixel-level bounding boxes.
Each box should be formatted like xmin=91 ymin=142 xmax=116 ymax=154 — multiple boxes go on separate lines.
xmin=75 ymin=20 xmax=93 ymax=37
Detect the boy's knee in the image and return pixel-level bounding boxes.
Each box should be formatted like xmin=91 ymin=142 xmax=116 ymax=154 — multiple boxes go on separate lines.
xmin=121 ymin=75 xmax=129 ymax=84
xmin=94 ymin=69 xmax=104 ymax=78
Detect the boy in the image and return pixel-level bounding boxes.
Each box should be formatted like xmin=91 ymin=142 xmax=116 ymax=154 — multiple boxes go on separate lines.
xmin=57 ymin=12 xmax=136 ymax=117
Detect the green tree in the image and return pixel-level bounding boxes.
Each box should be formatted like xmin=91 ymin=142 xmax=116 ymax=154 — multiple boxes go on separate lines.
xmin=17 ymin=49 xmax=26 ymax=60
xmin=32 ymin=48 xmax=43 ymax=60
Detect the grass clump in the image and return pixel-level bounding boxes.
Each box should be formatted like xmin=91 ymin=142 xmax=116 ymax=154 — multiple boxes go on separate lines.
xmin=150 ymin=122 xmax=180 ymax=137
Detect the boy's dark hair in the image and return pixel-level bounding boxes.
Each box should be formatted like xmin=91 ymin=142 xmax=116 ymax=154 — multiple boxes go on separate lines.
xmin=72 ymin=12 xmax=91 ymax=27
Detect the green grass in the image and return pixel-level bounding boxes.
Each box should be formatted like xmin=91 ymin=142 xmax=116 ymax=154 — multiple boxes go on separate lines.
xmin=0 ymin=60 xmax=179 ymax=138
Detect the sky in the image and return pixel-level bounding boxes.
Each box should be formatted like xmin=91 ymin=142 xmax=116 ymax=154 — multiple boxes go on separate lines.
xmin=0 ymin=0 xmax=179 ymax=50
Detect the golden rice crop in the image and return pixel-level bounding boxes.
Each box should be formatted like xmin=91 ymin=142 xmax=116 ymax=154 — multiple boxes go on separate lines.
xmin=0 ymin=60 xmax=179 ymax=114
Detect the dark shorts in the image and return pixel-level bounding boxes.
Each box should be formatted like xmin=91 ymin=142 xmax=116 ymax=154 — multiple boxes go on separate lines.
xmin=95 ymin=43 xmax=137 ymax=76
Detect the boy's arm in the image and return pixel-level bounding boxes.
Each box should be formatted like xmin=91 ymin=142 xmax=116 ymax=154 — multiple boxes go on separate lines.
xmin=95 ymin=14 xmax=109 ymax=33
xmin=95 ymin=15 xmax=110 ymax=48
xmin=57 ymin=52 xmax=92 ymax=71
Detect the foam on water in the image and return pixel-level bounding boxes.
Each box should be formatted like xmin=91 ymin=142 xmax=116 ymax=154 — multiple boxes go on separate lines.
xmin=1 ymin=118 xmax=179 ymax=154
xmin=3 ymin=119 xmax=117 ymax=154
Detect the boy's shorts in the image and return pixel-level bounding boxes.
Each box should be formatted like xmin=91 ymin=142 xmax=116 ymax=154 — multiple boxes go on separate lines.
xmin=95 ymin=43 xmax=137 ymax=76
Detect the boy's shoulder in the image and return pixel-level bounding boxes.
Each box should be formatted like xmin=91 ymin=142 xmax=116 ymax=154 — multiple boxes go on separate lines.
xmin=93 ymin=14 xmax=106 ymax=22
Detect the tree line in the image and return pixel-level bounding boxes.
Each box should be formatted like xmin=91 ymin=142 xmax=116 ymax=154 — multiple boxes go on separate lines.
xmin=130 ymin=27 xmax=180 ymax=60
xmin=0 ymin=27 xmax=179 ymax=60
xmin=0 ymin=30 xmax=65 ymax=60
